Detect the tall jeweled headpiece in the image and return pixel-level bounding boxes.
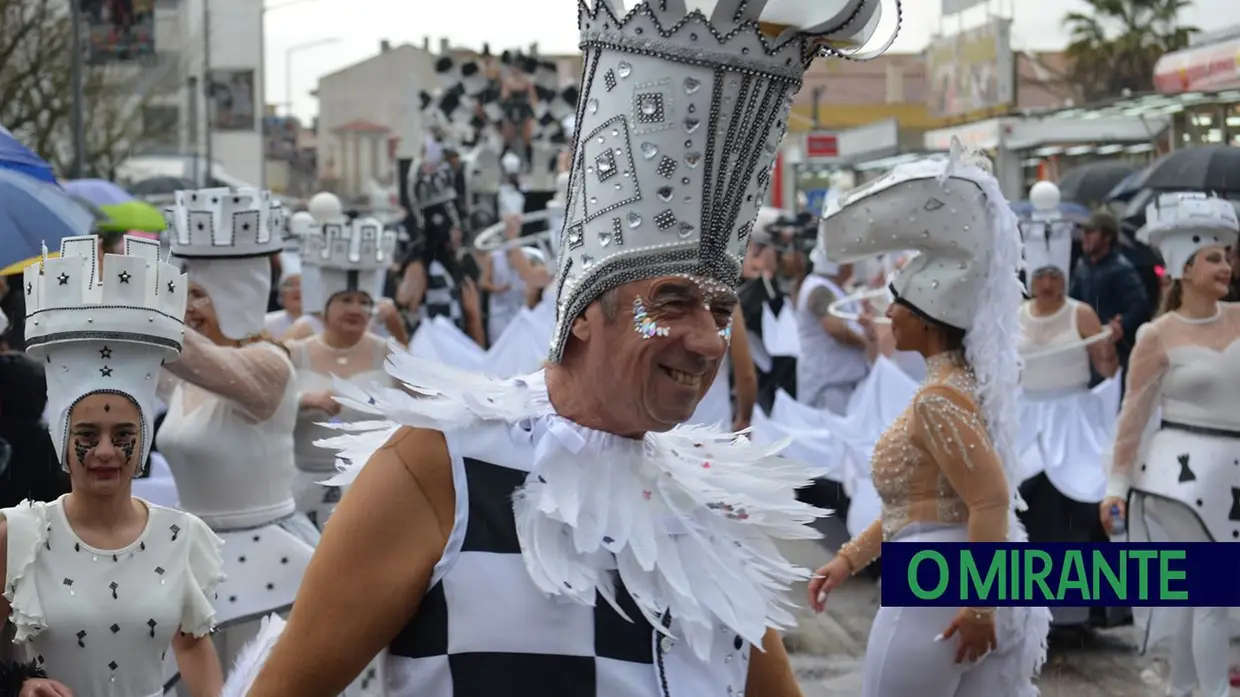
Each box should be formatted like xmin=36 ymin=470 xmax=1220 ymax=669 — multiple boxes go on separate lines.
xmin=548 ymin=0 xmax=899 ymax=361
xmin=23 ymin=235 xmax=187 ymax=470
xmin=299 ymin=217 xmax=399 ymax=313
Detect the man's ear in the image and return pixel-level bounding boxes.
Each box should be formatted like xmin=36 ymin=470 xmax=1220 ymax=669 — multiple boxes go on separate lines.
xmin=570 ymin=312 xmax=591 ymax=343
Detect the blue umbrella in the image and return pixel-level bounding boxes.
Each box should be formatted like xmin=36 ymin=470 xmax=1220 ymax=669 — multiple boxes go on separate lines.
xmin=1009 ymin=200 xmax=1091 ymax=223
xmin=64 ymin=178 xmax=134 ymax=206
xmin=0 ymin=125 xmax=56 ymax=184
xmin=0 ymin=168 xmax=97 ymax=275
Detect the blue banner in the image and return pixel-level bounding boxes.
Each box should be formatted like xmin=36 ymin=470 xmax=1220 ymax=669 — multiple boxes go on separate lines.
xmin=802 ymin=189 xmax=828 ymax=217
xmin=880 ymin=543 xmax=1240 ymax=607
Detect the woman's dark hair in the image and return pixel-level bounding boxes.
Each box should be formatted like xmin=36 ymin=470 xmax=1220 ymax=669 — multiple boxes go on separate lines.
xmin=1159 ymin=251 xmax=1198 ymax=316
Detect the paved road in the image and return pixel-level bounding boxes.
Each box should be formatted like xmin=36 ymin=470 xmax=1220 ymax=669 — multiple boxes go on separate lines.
xmin=778 ymin=535 xmax=1237 ymax=696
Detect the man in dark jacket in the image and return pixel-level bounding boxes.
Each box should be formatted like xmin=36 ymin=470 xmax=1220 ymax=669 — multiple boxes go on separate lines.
xmin=1070 ymin=211 xmax=1152 ymax=373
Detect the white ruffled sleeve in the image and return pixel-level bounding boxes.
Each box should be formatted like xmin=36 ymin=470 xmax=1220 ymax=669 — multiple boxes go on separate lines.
xmin=2 ymin=502 xmax=51 ymax=643
xmin=179 ymin=513 xmax=226 ymax=637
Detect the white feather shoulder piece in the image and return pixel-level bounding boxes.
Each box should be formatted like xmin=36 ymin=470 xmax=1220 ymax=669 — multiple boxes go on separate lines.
xmin=316 ymin=354 xmax=827 ymax=660
xmin=219 ymin=613 xmax=286 ymax=697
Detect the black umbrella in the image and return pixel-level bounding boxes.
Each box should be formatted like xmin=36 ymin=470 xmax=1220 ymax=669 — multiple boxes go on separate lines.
xmin=68 ymin=194 xmax=112 ymax=224
xmin=1057 ymin=161 xmax=1135 ymax=208
xmin=1131 ymin=146 xmax=1240 ymax=194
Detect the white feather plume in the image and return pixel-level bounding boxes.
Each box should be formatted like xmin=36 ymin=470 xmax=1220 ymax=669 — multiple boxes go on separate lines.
xmin=218 ymin=614 xmax=286 ymax=697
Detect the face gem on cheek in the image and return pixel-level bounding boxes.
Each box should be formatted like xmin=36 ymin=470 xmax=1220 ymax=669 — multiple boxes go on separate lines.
xmin=72 ymin=437 xmax=96 ymax=467
xmin=117 ymin=438 xmax=137 ymax=465
xmin=633 ymin=296 xmax=670 ymax=339
xmin=719 ymin=317 xmax=733 ymax=344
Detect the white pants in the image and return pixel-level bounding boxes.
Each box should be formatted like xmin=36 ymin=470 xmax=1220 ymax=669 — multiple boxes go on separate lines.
xmin=1136 ymin=495 xmax=1230 ymax=697
xmin=861 ymin=524 xmax=1043 ymax=697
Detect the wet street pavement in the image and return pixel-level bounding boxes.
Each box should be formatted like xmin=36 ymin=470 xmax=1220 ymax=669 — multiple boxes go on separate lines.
xmin=778 ymin=532 xmax=1239 ymax=696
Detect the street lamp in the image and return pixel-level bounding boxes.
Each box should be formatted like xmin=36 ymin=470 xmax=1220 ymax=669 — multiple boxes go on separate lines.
xmin=286 ymin=38 xmax=340 ymax=119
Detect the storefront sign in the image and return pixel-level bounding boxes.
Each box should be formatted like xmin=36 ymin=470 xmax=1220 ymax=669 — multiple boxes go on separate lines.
xmin=1153 ymin=38 xmax=1240 ymax=93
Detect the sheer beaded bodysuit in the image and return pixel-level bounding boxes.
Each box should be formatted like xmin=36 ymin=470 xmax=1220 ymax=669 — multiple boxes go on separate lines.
xmin=838 ymin=351 xmax=1011 ymax=572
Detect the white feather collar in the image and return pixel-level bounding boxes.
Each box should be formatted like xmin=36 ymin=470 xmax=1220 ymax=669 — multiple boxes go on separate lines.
xmin=319 ymin=350 xmax=826 ymax=660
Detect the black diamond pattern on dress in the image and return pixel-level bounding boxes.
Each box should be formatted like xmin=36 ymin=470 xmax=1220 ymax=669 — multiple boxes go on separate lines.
xmin=76 ymin=630 xmax=86 ymax=647
xmin=154 ymin=566 xmax=165 ymax=575
xmin=170 ymin=524 xmax=180 ymax=541
xmin=110 ymin=623 xmax=120 ymax=634
xmin=63 ymin=578 xmax=73 ymax=587
xmin=1177 ymin=453 xmax=1196 ymax=483
xmin=108 ymin=661 xmax=117 ymax=671
xmin=148 ymin=619 xmax=157 ymax=637
xmin=1229 ymin=487 xmax=1240 ymax=522
xmin=110 ymin=581 xmax=119 ymax=599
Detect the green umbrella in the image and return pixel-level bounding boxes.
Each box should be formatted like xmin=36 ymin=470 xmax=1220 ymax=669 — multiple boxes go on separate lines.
xmin=97 ymin=200 xmax=167 ymax=233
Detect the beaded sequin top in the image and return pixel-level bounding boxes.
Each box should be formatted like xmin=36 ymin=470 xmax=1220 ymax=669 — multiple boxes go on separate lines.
xmin=837 ymin=351 xmax=1011 ymax=572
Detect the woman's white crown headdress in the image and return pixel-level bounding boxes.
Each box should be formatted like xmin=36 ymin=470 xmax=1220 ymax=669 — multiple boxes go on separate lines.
xmin=299 ymin=217 xmax=398 ymax=314
xmin=165 ymin=187 xmax=286 ymax=259
xmin=547 ymin=0 xmax=900 ymax=361
xmin=22 ymin=235 xmax=187 ymax=469
xmin=1139 ymin=191 xmax=1239 ymax=279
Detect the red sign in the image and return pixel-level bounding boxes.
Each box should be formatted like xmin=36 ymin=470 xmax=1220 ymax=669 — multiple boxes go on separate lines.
xmin=1153 ymin=39 xmax=1240 ymax=94
xmin=806 ymin=132 xmax=839 ymax=159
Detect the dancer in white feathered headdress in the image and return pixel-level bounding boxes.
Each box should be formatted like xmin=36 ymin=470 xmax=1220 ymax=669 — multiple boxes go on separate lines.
xmin=808 ymin=140 xmax=1050 ymax=697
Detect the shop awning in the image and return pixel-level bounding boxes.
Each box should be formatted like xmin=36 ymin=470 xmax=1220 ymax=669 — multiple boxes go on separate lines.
xmin=1154 ymin=38 xmax=1240 ymax=94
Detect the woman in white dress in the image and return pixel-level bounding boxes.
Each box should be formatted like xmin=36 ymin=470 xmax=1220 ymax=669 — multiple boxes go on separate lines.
xmin=2 ymin=236 xmax=224 ymax=697
xmin=809 ymin=148 xmax=1049 ymax=697
xmin=159 ymin=188 xmax=317 ymax=670
xmin=285 ymin=217 xmax=399 ymax=529
xmin=1101 ymin=192 xmax=1240 ymax=697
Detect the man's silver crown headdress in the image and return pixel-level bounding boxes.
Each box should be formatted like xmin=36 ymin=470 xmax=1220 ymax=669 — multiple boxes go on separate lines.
xmin=165 ymin=187 xmax=286 ymax=258
xmin=299 ymin=217 xmax=399 ymax=314
xmin=548 ymin=0 xmax=899 ymax=361
xmin=23 ymin=235 xmax=187 ymax=470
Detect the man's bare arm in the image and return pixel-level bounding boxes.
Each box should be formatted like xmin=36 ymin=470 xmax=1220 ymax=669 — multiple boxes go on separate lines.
xmin=744 ymin=628 xmax=802 ymax=697
xmin=806 ymin=286 xmax=866 ymax=349
xmin=247 ymin=428 xmax=455 ymax=697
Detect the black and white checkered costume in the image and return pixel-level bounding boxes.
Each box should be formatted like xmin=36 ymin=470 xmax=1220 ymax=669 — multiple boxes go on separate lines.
xmin=384 ymin=421 xmax=751 ymax=697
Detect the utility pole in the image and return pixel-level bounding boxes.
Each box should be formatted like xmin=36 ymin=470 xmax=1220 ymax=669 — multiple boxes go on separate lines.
xmin=203 ymin=0 xmax=213 ymax=185
xmin=188 ymin=75 xmax=200 ymax=184
xmin=70 ymin=0 xmax=86 ymax=177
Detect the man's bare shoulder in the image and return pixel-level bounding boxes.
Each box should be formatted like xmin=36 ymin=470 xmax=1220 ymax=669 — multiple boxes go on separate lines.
xmin=381 ymin=427 xmax=455 ymax=512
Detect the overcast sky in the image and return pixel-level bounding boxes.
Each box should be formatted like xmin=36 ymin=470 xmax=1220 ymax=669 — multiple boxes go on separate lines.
xmin=264 ymin=0 xmax=1232 ymax=121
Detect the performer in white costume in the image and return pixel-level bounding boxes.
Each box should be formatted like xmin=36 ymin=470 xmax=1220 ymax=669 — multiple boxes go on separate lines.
xmin=1102 ymin=191 xmax=1240 ymax=697
xmin=285 ymin=215 xmax=399 ymax=529
xmin=2 ymin=236 xmax=225 ymax=697
xmin=809 ymin=146 xmax=1050 ymax=697
xmin=158 ymin=188 xmax=318 ymax=668
xmin=233 ymin=2 xmax=899 ymax=697
xmin=1015 ymin=181 xmax=1124 ymax=628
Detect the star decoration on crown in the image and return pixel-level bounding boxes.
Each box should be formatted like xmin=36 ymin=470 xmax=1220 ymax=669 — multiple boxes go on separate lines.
xmin=117 ymin=271 xmax=132 ymax=284
xmin=168 ymin=280 xmax=176 ymax=293
xmin=99 ymin=366 xmax=113 ymax=377
xmin=57 ymin=273 xmax=69 ymax=285
xmin=25 ymin=282 xmax=31 ymax=295
xmin=99 ymin=346 xmax=112 ymax=359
